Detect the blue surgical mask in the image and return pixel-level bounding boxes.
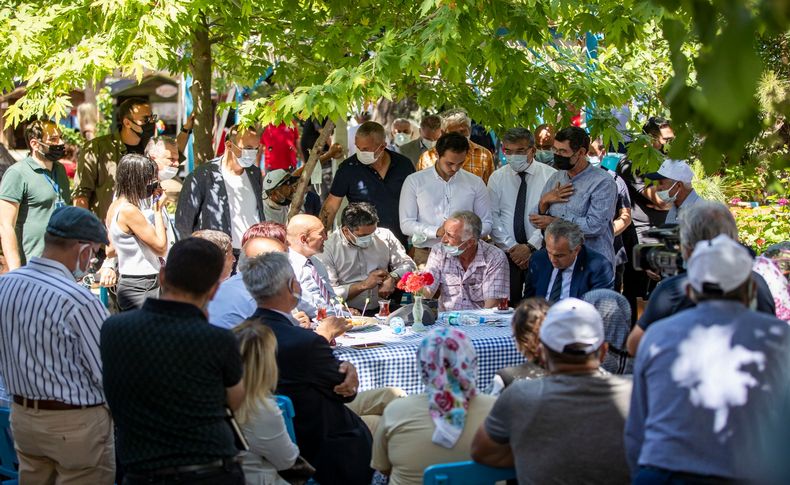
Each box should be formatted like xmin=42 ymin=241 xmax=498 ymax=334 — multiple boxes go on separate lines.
xmin=443 ymin=240 xmax=468 ymax=257
xmin=72 ymin=244 xmax=92 ymax=281
xmin=588 ymin=156 xmax=601 ymax=167
xmin=505 ymin=154 xmax=530 ymax=173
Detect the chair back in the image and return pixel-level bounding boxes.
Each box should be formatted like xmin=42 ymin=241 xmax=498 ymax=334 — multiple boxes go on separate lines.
xmin=274 ymin=395 xmax=297 ymax=443
xmin=0 ymin=408 xmax=18 ymax=483
xmin=423 ymin=460 xmax=516 ymax=485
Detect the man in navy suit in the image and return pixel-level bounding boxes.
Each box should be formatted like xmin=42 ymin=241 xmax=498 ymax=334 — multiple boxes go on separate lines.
xmin=239 ymin=251 xmax=402 ymax=485
xmin=524 ymin=219 xmax=614 ymax=302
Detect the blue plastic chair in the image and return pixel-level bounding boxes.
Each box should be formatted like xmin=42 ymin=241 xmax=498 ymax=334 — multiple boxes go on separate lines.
xmin=274 ymin=395 xmax=297 ymax=444
xmin=0 ymin=408 xmax=18 ymax=484
xmin=423 ymin=460 xmax=515 ymax=485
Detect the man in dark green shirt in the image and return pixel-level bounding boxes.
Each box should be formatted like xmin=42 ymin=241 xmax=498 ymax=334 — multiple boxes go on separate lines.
xmin=0 ymin=120 xmax=71 ymax=269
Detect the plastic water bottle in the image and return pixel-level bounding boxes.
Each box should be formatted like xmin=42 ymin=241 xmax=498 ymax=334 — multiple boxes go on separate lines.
xmin=411 ymin=231 xmax=428 ymax=246
xmin=389 ymin=316 xmax=406 ymax=335
xmin=445 ymin=312 xmax=461 ymax=326
xmin=460 ymin=315 xmax=483 ymax=326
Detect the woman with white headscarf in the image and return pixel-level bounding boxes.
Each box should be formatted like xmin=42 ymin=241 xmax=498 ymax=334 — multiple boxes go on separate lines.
xmin=583 ymin=289 xmax=634 ymax=374
xmin=371 ymin=327 xmax=495 ymax=485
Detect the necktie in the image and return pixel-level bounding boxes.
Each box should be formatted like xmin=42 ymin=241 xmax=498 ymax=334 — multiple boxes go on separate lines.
xmin=306 ymin=259 xmax=332 ymax=305
xmin=513 ymin=172 xmax=528 ymax=244
xmin=548 ymin=269 xmax=563 ymax=303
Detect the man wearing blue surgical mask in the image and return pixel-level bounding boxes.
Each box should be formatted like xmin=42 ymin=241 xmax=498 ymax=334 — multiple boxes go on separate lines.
xmin=176 ymin=124 xmax=264 ymax=266
xmin=318 ymin=202 xmax=416 ymax=315
xmin=488 ymin=128 xmax=557 ymax=305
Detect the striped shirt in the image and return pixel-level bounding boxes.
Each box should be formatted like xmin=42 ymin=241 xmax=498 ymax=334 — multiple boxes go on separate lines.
xmin=417 ymin=140 xmax=496 ymax=184
xmin=0 ymin=257 xmax=108 ymax=405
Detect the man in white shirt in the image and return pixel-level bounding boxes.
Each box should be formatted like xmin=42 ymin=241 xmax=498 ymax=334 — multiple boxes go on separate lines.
xmin=287 ymin=214 xmax=342 ymax=318
xmin=488 ymin=128 xmax=557 ymax=304
xmin=318 ymin=202 xmax=416 ymax=314
xmin=399 ymin=133 xmax=492 ymax=266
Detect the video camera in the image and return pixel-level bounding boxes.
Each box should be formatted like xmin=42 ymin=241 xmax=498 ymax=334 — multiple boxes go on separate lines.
xmin=633 ymin=225 xmax=684 ymax=277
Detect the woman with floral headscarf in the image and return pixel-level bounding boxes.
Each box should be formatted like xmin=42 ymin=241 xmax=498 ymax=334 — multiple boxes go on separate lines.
xmin=371 ymin=327 xmax=495 ymax=485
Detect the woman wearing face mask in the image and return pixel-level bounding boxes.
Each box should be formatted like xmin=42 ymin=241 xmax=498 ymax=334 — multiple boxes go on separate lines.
xmin=106 ymin=153 xmax=169 ymax=311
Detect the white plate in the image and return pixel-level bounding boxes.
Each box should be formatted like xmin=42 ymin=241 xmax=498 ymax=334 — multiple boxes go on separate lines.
xmin=346 ymin=317 xmax=380 ymax=332
xmin=494 ymin=308 xmax=514 ymax=314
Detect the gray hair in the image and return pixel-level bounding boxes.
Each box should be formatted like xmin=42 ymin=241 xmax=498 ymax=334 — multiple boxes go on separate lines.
xmin=545 ymin=219 xmax=585 ymax=249
xmin=441 ymin=108 xmax=471 ymax=131
xmin=679 ymin=201 xmax=738 ymax=254
xmin=240 ymin=252 xmax=295 ymax=302
xmin=144 ymin=136 xmax=178 ymax=159
xmin=501 ymin=128 xmax=535 ymax=147
xmin=582 ymin=289 xmax=633 ymax=374
xmin=449 ymin=211 xmax=482 ymax=240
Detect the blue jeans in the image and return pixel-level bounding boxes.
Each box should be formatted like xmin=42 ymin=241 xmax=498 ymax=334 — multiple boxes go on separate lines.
xmin=634 ymin=466 xmax=740 ymax=485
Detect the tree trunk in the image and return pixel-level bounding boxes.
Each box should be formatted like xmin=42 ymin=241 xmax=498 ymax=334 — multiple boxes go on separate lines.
xmin=190 ymin=13 xmax=214 ymax=165
xmin=288 ymin=119 xmax=336 ymax=221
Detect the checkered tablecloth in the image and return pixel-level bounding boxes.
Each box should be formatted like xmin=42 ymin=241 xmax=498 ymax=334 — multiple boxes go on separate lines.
xmin=334 ymin=314 xmax=525 ymax=394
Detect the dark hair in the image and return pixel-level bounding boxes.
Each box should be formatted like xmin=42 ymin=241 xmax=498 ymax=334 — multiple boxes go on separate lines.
xmin=691 ymin=278 xmax=752 ymax=303
xmin=436 ymin=132 xmax=469 ymax=157
xmin=642 ymin=116 xmax=671 ymax=138
xmin=543 ymin=343 xmax=601 ymax=365
xmin=118 ymin=98 xmax=150 ymax=123
xmin=554 ymin=126 xmax=590 ymax=153
xmin=501 ymin=127 xmax=535 ymax=147
xmin=512 ymin=297 xmax=550 ymax=358
xmin=242 ymin=221 xmax=287 ymax=247
xmin=227 ymin=124 xmax=258 ymax=145
xmin=356 ymin=121 xmax=386 ymax=142
xmin=420 ymin=115 xmax=442 ymax=131
xmin=24 ymin=120 xmax=57 ymax=149
xmin=341 ymin=202 xmax=379 ymax=231
xmin=115 ymin=153 xmax=157 ymax=207
xmin=164 ymin=238 xmax=224 ymax=296
xmin=44 ymin=232 xmax=78 ymax=249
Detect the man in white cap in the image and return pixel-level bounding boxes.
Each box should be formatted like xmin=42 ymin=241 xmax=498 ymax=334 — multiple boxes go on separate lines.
xmin=644 ymin=159 xmax=700 ymax=224
xmin=625 ymin=235 xmax=789 ymax=483
xmin=262 ymin=168 xmax=321 ymax=224
xmin=471 ymin=298 xmax=632 ymax=484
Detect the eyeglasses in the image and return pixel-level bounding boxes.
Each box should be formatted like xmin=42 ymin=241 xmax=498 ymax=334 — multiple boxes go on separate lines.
xmin=128 ymin=114 xmax=159 ymax=125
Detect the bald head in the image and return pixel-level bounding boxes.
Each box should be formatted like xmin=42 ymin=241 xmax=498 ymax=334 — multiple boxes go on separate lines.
xmin=244 ymin=237 xmax=286 ymax=257
xmin=287 ymin=215 xmax=327 ymax=257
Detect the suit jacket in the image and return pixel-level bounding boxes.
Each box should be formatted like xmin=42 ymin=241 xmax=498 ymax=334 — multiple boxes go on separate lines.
xmin=175 ymin=158 xmax=264 ymax=241
xmin=524 ymin=245 xmax=614 ymax=300
xmin=398 ymin=138 xmax=425 ymax=168
xmin=250 ymin=308 xmax=373 ymax=485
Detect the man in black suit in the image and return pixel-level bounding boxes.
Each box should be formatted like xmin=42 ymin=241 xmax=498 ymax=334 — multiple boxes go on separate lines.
xmin=240 ymin=251 xmax=402 ymax=485
xmin=524 ymin=219 xmax=614 ymax=302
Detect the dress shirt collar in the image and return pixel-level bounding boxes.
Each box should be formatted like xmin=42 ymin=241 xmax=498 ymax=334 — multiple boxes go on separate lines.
xmin=288 ymin=247 xmax=309 ymax=267
xmin=271 ymin=308 xmax=300 ymax=326
xmin=26 ymin=257 xmax=75 ymax=281
xmin=507 ymin=160 xmax=538 ymax=177
xmin=431 ymin=165 xmax=460 ymax=184
xmin=679 ymin=189 xmax=700 ymax=210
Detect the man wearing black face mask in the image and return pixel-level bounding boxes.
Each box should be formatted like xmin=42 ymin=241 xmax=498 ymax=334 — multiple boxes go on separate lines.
xmin=0 ymin=120 xmax=71 ymax=270
xmin=529 ymin=126 xmax=618 ymax=270
xmin=73 ymin=97 xmax=156 ymax=222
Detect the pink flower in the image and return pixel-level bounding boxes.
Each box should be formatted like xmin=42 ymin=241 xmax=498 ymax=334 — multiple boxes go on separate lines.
xmin=434 ymin=390 xmax=455 ymax=412
xmin=730 ymin=198 xmax=742 ymax=205
xmin=445 ymin=338 xmax=459 ymax=351
xmin=778 ymin=198 xmax=788 ymax=206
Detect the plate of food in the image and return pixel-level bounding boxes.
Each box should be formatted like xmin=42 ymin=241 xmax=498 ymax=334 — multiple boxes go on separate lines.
xmin=346 ymin=316 xmax=379 ymax=332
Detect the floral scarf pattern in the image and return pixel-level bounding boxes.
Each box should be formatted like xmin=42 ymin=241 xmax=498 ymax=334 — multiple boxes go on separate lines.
xmin=418 ymin=327 xmax=478 ymax=448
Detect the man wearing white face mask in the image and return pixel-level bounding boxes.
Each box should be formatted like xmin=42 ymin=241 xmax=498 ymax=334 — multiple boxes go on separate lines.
xmin=176 ymin=124 xmax=263 ymax=260
xmin=319 ymin=203 xmax=416 ymax=314
xmin=424 ymin=211 xmax=509 ymax=311
xmin=145 ymin=136 xmax=183 ymax=206
xmin=644 ymin=159 xmax=700 ymax=225
xmin=388 ymin=118 xmax=414 ymax=151
xmin=488 ymin=128 xmax=557 ymax=304
xmin=398 ymin=115 xmax=442 ymax=167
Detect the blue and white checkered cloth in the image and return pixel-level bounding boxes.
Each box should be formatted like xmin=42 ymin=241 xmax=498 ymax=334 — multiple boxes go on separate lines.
xmin=334 ymin=317 xmax=525 ymax=394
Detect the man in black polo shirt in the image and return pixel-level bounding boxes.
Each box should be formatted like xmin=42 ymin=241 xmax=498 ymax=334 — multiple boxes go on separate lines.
xmin=101 ymin=238 xmax=245 ymax=485
xmin=320 ymin=121 xmax=415 ymax=246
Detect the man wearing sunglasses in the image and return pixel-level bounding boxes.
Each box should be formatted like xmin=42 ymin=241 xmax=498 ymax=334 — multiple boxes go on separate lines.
xmin=73 ymin=97 xmax=158 ymax=222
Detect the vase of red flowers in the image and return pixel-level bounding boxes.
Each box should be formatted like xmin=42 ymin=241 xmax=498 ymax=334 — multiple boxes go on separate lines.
xmin=396 ymin=271 xmax=434 ymax=332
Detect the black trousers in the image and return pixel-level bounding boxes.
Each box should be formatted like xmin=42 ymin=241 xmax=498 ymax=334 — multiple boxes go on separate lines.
xmin=123 ymin=461 xmax=244 ymax=485
xmin=507 ymin=256 xmax=527 ymax=307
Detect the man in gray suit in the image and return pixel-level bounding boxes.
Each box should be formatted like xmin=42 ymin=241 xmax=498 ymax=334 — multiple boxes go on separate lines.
xmin=398 ymin=115 xmax=442 ymax=167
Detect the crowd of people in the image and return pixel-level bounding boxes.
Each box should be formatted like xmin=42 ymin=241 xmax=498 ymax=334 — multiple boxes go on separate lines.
xmin=0 ymin=99 xmax=789 ymax=485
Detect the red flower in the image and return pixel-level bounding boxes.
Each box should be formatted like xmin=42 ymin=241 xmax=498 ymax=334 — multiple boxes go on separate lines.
xmin=423 ymin=272 xmax=435 ymax=285
xmin=756 ymin=238 xmax=766 ymax=246
xmin=434 ymin=390 xmax=454 ymax=412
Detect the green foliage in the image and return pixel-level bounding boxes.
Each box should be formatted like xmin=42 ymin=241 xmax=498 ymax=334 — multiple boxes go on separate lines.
xmin=734 ymin=204 xmax=790 ymax=253
xmin=689 ymin=160 xmax=726 ymax=202
xmin=95 ymin=86 xmax=114 ymax=138
xmin=59 ymin=127 xmax=82 ymax=146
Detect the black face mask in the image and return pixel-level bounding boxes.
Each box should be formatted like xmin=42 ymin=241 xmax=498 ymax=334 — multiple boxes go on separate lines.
xmin=41 ymin=143 xmax=66 ymax=162
xmin=276 ymin=197 xmax=293 ymax=207
xmin=553 ymin=153 xmax=574 ymax=171
xmin=128 ymin=119 xmax=156 ymax=147
xmin=145 ymin=181 xmax=160 ymax=198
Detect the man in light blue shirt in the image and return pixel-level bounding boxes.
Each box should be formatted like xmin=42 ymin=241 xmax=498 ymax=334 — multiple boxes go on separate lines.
xmin=529 ymin=126 xmax=617 ymax=268
xmin=644 ymin=158 xmax=701 ymax=225
xmin=625 ymin=235 xmax=790 ymax=483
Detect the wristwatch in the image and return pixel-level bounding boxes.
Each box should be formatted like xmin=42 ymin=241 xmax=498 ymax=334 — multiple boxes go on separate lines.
xmin=526 ymin=243 xmax=538 ymax=253
xmin=181 ymin=126 xmax=192 ymax=134
xmin=389 ymin=271 xmax=400 ymax=281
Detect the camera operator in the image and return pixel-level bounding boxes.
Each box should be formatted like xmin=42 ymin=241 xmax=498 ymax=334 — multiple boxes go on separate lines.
xmin=626 ymin=201 xmax=776 ymax=356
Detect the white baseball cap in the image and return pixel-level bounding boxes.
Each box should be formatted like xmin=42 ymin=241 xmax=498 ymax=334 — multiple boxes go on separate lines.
xmin=539 ymin=298 xmax=604 ymax=354
xmin=262 ymin=169 xmax=294 ymax=192
xmin=644 ymin=159 xmax=694 ymax=184
xmin=687 ymin=234 xmax=753 ymax=293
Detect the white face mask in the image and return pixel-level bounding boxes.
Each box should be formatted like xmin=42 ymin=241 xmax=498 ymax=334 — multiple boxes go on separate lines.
xmin=506 ymin=154 xmax=530 ymax=173
xmin=657 ymin=181 xmax=679 ymax=203
xmin=394 ymin=133 xmax=411 ymax=147
xmin=357 ymin=150 xmax=377 ymax=165
xmin=422 ymin=138 xmax=437 ymax=149
xmin=237 ymin=148 xmax=257 ymax=168
xmin=72 ymin=244 xmax=92 ymax=281
xmin=443 ymin=239 xmax=468 ymax=257
xmin=588 ymin=156 xmax=601 ymax=167
xmin=344 ymin=229 xmax=374 ymax=248
xmin=158 ymin=166 xmax=178 ymax=181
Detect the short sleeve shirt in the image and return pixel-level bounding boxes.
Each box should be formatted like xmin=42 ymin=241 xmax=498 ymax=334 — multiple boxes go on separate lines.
xmin=0 ymin=157 xmax=71 ymax=264
xmin=330 ymin=150 xmax=415 ymax=246
xmin=100 ymin=299 xmax=243 ymax=472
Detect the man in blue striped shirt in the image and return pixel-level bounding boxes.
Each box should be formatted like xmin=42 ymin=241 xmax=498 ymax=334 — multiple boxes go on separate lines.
xmin=0 ymin=206 xmax=114 ymax=484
